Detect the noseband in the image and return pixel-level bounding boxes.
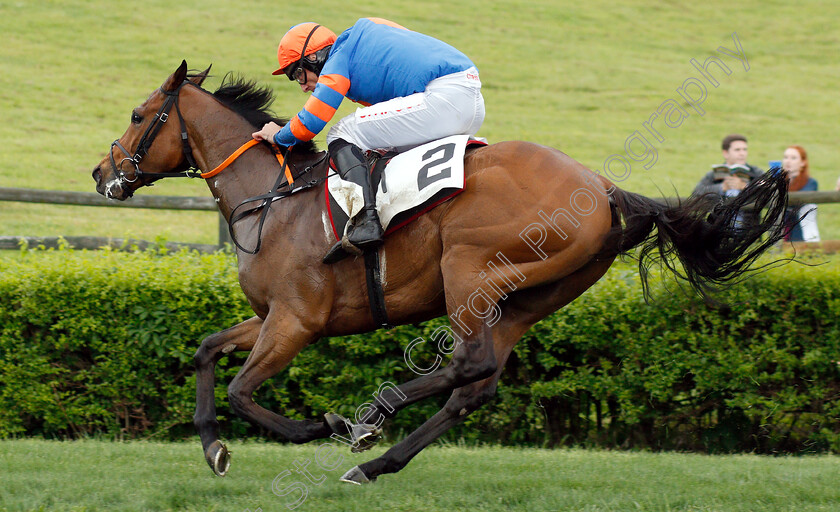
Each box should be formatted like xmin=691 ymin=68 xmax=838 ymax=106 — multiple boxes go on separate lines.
xmin=109 ymin=80 xmax=201 ymax=192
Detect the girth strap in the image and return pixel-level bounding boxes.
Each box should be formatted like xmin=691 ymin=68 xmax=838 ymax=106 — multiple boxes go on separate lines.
xmin=364 ymin=250 xmax=391 ymax=329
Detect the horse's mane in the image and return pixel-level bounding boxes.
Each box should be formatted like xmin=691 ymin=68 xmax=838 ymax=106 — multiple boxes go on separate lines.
xmin=211 ymin=73 xmax=318 ymax=154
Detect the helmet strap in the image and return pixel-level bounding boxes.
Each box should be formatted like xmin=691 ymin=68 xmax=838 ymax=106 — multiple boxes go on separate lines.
xmin=295 ymin=24 xmax=321 ymax=71
xmin=301 ymin=46 xmax=332 ymax=76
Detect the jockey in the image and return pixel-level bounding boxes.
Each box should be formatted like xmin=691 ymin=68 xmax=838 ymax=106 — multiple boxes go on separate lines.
xmin=252 ymin=18 xmax=485 ymax=263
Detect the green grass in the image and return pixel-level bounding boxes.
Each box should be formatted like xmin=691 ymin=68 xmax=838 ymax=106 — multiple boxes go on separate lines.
xmin=2 ymin=0 xmax=839 ymax=244
xmin=1 ymin=440 xmax=839 ymax=512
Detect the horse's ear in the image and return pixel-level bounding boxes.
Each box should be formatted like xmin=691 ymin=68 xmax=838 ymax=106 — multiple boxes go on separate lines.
xmin=189 ymin=64 xmax=212 ymax=87
xmin=162 ymin=60 xmax=189 ymax=92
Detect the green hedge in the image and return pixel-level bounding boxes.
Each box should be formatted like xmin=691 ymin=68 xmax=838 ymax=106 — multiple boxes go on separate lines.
xmin=1 ymin=244 xmax=838 ymax=453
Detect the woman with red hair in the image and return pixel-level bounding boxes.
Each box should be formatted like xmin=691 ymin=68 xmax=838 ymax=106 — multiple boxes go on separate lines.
xmin=782 ymin=145 xmax=820 ymax=242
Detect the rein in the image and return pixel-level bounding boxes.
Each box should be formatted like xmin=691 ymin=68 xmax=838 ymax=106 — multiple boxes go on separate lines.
xmin=200 ymin=139 xmax=294 ymax=186
xmin=227 ymin=148 xmax=330 ymax=254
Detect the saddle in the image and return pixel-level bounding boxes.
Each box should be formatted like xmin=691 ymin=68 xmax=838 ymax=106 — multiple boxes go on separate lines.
xmin=325 ymin=135 xmax=486 ymax=241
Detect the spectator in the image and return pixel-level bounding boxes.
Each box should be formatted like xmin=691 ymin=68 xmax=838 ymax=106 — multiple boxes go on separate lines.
xmin=782 ymin=145 xmax=820 ymax=242
xmin=693 ymin=134 xmax=765 ymax=198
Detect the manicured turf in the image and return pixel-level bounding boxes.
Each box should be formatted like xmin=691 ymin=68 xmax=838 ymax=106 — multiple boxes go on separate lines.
xmin=1 ymin=439 xmax=839 ymax=512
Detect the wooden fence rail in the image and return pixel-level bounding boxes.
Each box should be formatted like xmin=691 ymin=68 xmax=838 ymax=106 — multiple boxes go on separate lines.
xmin=2 ymin=186 xmax=839 ymax=252
xmin=0 ymin=187 xmax=230 ymax=252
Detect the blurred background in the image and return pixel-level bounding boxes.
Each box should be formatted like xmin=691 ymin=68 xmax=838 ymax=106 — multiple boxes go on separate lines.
xmin=2 ymin=0 xmax=837 ymax=245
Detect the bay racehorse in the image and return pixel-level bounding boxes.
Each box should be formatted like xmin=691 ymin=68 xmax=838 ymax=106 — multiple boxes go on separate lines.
xmin=91 ymin=61 xmax=788 ymax=484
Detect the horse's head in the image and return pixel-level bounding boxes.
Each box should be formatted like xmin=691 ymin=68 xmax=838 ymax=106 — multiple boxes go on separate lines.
xmin=92 ymin=60 xmax=211 ymax=200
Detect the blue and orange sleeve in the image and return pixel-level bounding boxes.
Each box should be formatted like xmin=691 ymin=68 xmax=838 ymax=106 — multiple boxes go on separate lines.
xmin=274 ymin=73 xmax=351 ymax=146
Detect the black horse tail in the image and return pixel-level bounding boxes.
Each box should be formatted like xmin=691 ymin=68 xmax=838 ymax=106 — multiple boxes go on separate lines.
xmin=602 ymin=170 xmax=789 ymax=300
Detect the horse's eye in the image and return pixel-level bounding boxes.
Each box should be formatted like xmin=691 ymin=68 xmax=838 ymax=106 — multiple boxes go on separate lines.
xmin=131 ymin=112 xmax=142 ymax=124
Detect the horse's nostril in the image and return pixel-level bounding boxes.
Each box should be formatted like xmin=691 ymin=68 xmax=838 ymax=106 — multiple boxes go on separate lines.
xmin=92 ymin=166 xmax=102 ymax=183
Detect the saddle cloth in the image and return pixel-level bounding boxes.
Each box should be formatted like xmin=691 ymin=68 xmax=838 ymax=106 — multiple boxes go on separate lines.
xmin=325 ymin=135 xmax=486 ymax=240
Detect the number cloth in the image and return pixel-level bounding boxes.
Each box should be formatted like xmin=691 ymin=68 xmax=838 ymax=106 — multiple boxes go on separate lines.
xmin=326 ymin=135 xmax=476 ymax=237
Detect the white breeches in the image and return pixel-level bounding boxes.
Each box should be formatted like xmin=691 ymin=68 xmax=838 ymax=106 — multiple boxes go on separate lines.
xmin=327 ymin=67 xmax=485 ymax=153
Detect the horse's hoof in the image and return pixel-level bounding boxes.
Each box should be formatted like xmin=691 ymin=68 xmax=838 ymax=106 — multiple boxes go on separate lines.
xmin=339 ymin=465 xmax=375 ymax=485
xmin=350 ymin=424 xmax=382 ymax=453
xmin=324 ymin=412 xmax=351 ymax=434
xmin=205 ymin=440 xmax=231 ymax=477
xmin=324 ymin=412 xmax=381 ymax=452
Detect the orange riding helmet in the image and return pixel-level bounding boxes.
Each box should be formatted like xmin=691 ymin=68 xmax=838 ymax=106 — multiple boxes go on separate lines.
xmin=272 ymin=22 xmax=337 ymax=78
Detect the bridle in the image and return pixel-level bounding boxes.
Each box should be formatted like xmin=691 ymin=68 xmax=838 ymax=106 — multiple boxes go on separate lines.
xmin=106 ymin=78 xmax=332 ymax=253
xmin=109 ymin=80 xmax=201 ymax=194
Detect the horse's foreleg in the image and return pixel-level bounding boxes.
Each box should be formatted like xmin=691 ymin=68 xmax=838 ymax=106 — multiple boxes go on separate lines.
xmin=193 ymin=316 xmax=262 ymax=476
xmin=225 ymin=313 xmax=333 ymax=446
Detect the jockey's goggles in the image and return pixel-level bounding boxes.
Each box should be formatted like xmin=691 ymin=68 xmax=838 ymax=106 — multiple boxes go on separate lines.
xmin=285 ymin=64 xmax=307 ymax=84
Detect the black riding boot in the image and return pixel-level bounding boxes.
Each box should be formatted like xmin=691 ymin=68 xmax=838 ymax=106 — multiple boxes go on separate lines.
xmin=323 ymin=141 xmax=384 ymax=264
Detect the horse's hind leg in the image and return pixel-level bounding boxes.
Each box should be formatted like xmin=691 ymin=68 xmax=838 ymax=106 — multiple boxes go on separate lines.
xmin=343 ymin=257 xmax=614 ymax=483
xmin=333 ymin=308 xmax=500 ymax=436
xmin=194 ymin=316 xmax=262 ymax=476
xmin=343 ymin=329 xmax=516 ymax=484
xmin=332 ymin=277 xmax=503 ymax=482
